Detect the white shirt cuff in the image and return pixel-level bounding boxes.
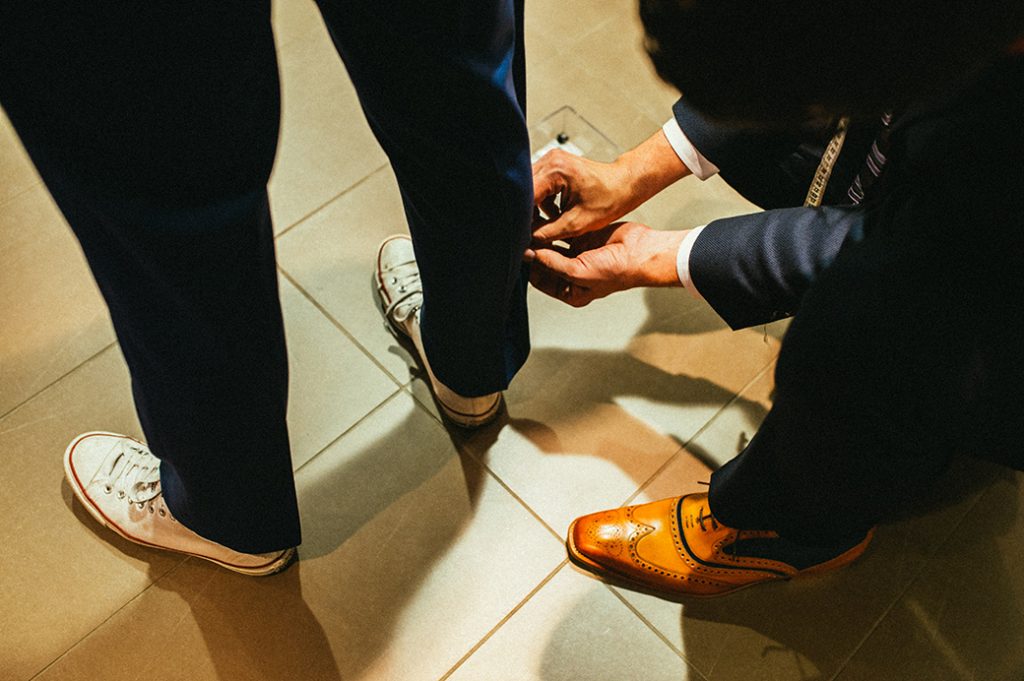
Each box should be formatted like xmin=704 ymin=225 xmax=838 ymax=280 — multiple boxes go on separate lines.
xmin=662 ymin=119 xmax=720 ymax=181
xmin=675 ymin=225 xmax=707 ymax=300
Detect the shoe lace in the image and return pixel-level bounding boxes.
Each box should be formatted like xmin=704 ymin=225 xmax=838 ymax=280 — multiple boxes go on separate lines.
xmin=101 ymin=441 xmax=162 ymax=505
xmin=380 ymin=259 xmax=423 ymax=324
xmin=696 ymin=504 xmax=719 ymax=532
xmin=693 ymin=502 xmax=747 ymax=562
xmin=724 ymin=530 xmax=745 ymax=560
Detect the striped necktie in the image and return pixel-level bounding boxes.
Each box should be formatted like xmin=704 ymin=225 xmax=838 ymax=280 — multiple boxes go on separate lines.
xmin=847 ymin=111 xmax=894 ymax=204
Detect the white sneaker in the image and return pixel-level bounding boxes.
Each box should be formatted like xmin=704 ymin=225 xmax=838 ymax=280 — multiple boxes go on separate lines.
xmin=374 ymin=235 xmax=502 ymax=428
xmin=63 ymin=432 xmax=296 ymax=576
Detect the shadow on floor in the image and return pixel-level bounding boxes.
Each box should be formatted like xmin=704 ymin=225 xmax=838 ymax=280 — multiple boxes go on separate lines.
xmin=60 ymin=401 xmax=493 ymax=680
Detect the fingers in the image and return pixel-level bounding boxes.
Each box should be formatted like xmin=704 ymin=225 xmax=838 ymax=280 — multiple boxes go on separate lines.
xmin=532 ymin=212 xmax=585 ymax=244
xmin=531 ymin=150 xmax=569 ymax=212
xmin=531 ymin=246 xmax=587 ymax=282
xmin=528 ymin=263 xmax=593 ymax=308
xmin=539 ymin=195 xmax=561 ymax=222
xmin=531 ymin=149 xmax=594 ymax=243
xmin=526 ymin=246 xmax=595 ymax=307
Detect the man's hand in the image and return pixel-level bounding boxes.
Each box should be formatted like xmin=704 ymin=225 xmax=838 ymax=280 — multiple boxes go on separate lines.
xmin=531 ymin=129 xmax=691 ymax=243
xmin=525 ymin=222 xmax=688 ymax=307
xmin=532 ymin=150 xmax=635 ymax=242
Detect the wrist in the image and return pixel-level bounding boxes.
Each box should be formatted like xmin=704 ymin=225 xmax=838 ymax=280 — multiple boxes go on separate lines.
xmin=634 ymin=228 xmax=687 ymax=288
xmin=614 ymin=130 xmax=690 ymax=208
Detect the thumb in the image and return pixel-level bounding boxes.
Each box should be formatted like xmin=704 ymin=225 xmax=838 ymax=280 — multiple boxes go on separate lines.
xmin=531 ymin=246 xmax=585 ymax=282
xmin=532 ymin=210 xmax=586 ymax=243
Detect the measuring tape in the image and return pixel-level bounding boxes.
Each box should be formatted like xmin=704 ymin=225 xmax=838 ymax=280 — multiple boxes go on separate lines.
xmin=803 ymin=116 xmax=850 ymax=207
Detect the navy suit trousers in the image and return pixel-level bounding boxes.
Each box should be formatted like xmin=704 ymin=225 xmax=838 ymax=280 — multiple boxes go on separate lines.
xmin=0 ymin=0 xmax=532 ymax=552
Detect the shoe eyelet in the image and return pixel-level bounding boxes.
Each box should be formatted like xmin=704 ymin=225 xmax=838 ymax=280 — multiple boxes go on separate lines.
xmin=158 ymin=508 xmax=166 ymax=517
xmin=148 ymin=506 xmax=155 ymax=514
xmin=390 ymin=277 xmax=398 ymax=284
xmin=398 ymin=286 xmax=406 ymax=293
xmin=117 ymin=491 xmax=126 ymax=500
xmin=103 ymin=485 xmax=112 ymax=494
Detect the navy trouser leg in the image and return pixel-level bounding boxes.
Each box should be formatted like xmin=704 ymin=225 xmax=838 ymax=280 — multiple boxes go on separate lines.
xmin=1 ymin=2 xmax=299 ymax=553
xmin=317 ymin=0 xmax=533 ymax=396
xmin=706 ymin=231 xmax=966 ymax=546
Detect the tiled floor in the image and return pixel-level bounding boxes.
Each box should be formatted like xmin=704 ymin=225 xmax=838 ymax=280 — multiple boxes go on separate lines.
xmin=2 ymin=1 xmax=1021 ymax=680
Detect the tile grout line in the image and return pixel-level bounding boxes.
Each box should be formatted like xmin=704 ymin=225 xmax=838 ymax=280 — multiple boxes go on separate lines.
xmin=397 ymin=386 xmax=567 ymax=545
xmin=421 ymin=352 xmax=779 ymax=552
xmin=291 ymin=387 xmax=404 ymax=477
xmin=28 ymin=388 xmax=402 ymax=678
xmin=825 ymin=484 xmax=995 ymax=681
xmin=0 ymin=340 xmax=118 ymax=423
xmin=455 ymin=437 xmax=567 ymax=544
xmin=436 ymin=559 xmax=569 ymax=681
xmin=606 ymin=585 xmax=713 ymax=681
xmin=620 ymin=358 xmax=778 ymax=508
xmin=0 ymin=176 xmax=44 ymax=211
xmin=26 ymin=557 xmax=187 ymax=681
xmin=272 ymin=162 xmax=389 ymax=241
xmin=276 ymin=264 xmax=409 ymax=390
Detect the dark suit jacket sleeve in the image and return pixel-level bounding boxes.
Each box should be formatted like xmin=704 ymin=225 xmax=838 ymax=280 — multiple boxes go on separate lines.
xmin=672 ymin=98 xmax=875 ymax=209
xmin=688 ymin=205 xmax=863 ymax=330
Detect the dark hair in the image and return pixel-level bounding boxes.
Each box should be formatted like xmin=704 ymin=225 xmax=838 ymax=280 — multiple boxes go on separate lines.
xmin=640 ymin=0 xmax=1024 ymax=125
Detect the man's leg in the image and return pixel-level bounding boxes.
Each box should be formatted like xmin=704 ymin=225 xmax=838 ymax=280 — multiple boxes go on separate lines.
xmin=565 ymin=221 xmax=965 ymax=597
xmin=1 ymin=2 xmax=300 ymax=562
xmin=706 ymin=231 xmax=961 ymax=546
xmin=317 ymin=0 xmax=533 ymax=400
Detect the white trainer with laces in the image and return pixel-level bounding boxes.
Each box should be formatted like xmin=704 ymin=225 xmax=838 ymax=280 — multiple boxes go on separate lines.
xmin=374 ymin=235 xmax=503 ymax=428
xmin=63 ymin=432 xmax=295 ymax=576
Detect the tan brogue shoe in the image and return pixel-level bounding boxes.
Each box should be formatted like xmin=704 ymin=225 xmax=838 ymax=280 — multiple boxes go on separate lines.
xmin=567 ymin=493 xmax=873 ymax=598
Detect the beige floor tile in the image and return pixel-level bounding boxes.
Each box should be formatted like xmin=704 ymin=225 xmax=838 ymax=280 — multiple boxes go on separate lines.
xmin=276 ymin=166 xmax=412 ymax=383
xmin=523 ymin=0 xmax=632 ymax=76
xmin=527 ymin=280 xmax=696 ymax=350
xmin=447 ymin=564 xmax=698 ymax=681
xmin=271 ymin=0 xmax=325 ymax=53
xmin=604 ymin=362 xmax=776 ymax=535
xmin=523 ymin=289 xmax=781 ymax=447
xmin=610 ymin=312 xmax=780 ymax=445
xmin=454 ymin=390 xmax=684 ymax=538
xmin=35 ymin=393 xmax=564 ymax=681
xmin=0 ymin=346 xmax=182 ymax=681
xmin=279 ymin=274 xmax=398 ymax=469
xmin=615 ymin=455 xmax=1001 ymax=681
xmin=0 ymin=184 xmax=115 ymax=417
xmin=524 ymin=0 xmax=671 ymax=152
xmin=527 ymin=60 xmax=663 ymax=152
xmin=0 ymin=111 xmax=42 ymax=208
xmin=559 ymin=9 xmax=680 ymax=126
xmin=635 ymin=361 xmax=777 ymax=487
xmin=522 ymin=14 xmax=563 ymax=76
xmin=525 ymin=0 xmax=635 ymax=49
xmin=448 ymin=290 xmax=777 ymax=537
xmin=836 ymin=466 xmax=1024 ymax=681
xmin=269 ymin=20 xmax=388 ymax=232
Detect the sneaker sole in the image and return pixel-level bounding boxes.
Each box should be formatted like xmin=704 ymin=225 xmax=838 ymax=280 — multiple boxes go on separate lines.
xmin=63 ymin=432 xmax=296 ymax=577
xmin=373 ymin=237 xmax=503 ymax=429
